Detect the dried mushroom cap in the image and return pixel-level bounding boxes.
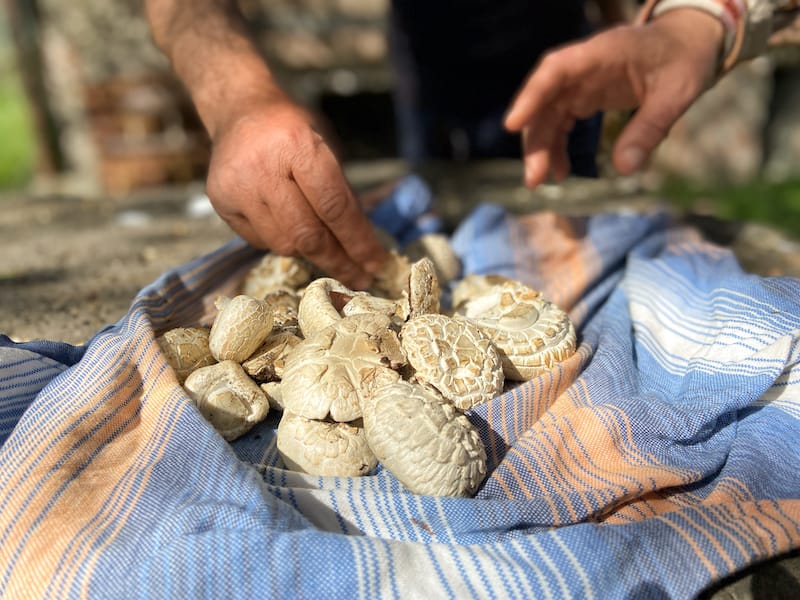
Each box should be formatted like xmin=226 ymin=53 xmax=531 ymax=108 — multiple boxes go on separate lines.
xmin=368 ymin=250 xmax=411 ymax=300
xmin=453 ymin=280 xmax=577 ymax=380
xmin=209 ymin=295 xmax=274 ymax=362
xmin=297 ymin=277 xmax=358 ymax=337
xmin=262 ymin=290 xmax=300 ymax=333
xmin=242 ymin=331 xmax=303 ymax=382
xmin=157 ymin=326 xmax=216 ymax=383
xmin=400 ymin=313 xmax=504 ymax=411
xmin=184 ymin=360 xmax=270 ymax=440
xmin=277 ymin=410 xmax=377 ymax=477
xmin=407 ymin=257 xmax=441 ymax=319
xmin=260 ymin=381 xmax=285 ymax=411
xmin=451 ymin=274 xmax=515 ymax=311
xmin=282 ymin=314 xmax=404 ymax=422
xmin=243 ymin=254 xmax=313 ymax=298
xmin=362 ymin=380 xmax=487 ymax=497
xmin=404 ymin=233 xmax=461 ymax=285
xmin=342 ymin=294 xmax=406 ymax=326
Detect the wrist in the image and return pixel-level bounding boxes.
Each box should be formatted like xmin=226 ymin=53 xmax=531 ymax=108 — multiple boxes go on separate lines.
xmin=648 ymin=8 xmax=727 ymax=78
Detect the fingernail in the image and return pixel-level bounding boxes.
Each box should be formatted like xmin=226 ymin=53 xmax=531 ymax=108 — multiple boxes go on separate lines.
xmin=620 ymin=147 xmax=645 ymax=172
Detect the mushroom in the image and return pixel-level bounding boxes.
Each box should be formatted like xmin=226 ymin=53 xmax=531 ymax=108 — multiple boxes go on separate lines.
xmin=277 ymin=410 xmax=377 ymax=477
xmin=362 ymin=380 xmax=487 ymax=497
xmin=297 ymin=277 xmax=359 ymax=337
xmin=407 ymin=256 xmax=440 ymax=319
xmin=156 ymin=326 xmax=216 ymax=383
xmin=183 ymin=360 xmax=270 ymax=440
xmin=209 ymin=295 xmax=274 ymax=362
xmin=260 ymin=381 xmax=285 ymax=411
xmin=242 ymin=330 xmax=303 ymax=382
xmin=281 ymin=314 xmax=404 ymax=422
xmin=243 ymin=254 xmax=313 ymax=298
xmin=341 ymin=294 xmax=406 ymax=326
xmin=400 ymin=313 xmax=504 ymax=411
xmin=451 ymin=273 xmax=515 ymax=312
xmin=404 ymin=233 xmax=461 ymax=286
xmin=368 ymin=250 xmax=411 ymax=300
xmin=262 ymin=289 xmax=301 ymax=334
xmin=453 ymin=280 xmax=577 ymax=380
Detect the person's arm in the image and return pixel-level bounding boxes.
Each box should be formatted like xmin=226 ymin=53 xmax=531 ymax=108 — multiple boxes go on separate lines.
xmin=504 ymin=0 xmax=795 ymax=187
xmin=145 ymin=0 xmax=386 ymax=289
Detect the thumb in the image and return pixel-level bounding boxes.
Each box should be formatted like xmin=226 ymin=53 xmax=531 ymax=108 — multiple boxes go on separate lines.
xmin=612 ymin=92 xmax=692 ymax=175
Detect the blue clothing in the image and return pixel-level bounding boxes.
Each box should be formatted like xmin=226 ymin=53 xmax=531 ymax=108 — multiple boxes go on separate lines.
xmin=389 ymin=0 xmax=601 ymax=176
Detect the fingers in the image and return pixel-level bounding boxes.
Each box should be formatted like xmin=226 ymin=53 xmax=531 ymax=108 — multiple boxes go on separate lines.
xmin=612 ymin=89 xmax=693 ymax=175
xmin=292 ymin=136 xmax=388 ymax=274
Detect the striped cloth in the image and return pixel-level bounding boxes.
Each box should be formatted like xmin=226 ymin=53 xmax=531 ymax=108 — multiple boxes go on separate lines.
xmin=1 ymin=184 xmax=799 ymax=598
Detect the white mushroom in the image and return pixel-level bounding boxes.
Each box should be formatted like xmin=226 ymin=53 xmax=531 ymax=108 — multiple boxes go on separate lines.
xmin=451 ymin=273 xmax=515 ymax=312
xmin=262 ymin=290 xmax=301 ymax=334
xmin=209 ymin=295 xmax=274 ymax=362
xmin=400 ymin=313 xmax=504 ymax=411
xmin=277 ymin=410 xmax=377 ymax=477
xmin=297 ymin=277 xmax=359 ymax=337
xmin=453 ymin=280 xmax=577 ymax=380
xmin=260 ymin=381 xmax=285 ymax=411
xmin=282 ymin=314 xmax=404 ymax=422
xmin=243 ymin=254 xmax=313 ymax=298
xmin=362 ymin=380 xmax=487 ymax=497
xmin=404 ymin=233 xmax=462 ymax=286
xmin=183 ymin=360 xmax=270 ymax=440
xmin=342 ymin=294 xmax=406 ymax=326
xmin=156 ymin=326 xmax=216 ymax=383
xmin=242 ymin=330 xmax=303 ymax=382
xmin=407 ymin=256 xmax=441 ymax=319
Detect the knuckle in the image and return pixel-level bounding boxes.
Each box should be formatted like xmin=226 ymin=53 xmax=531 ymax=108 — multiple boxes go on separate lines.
xmin=292 ymin=226 xmax=328 ymax=256
xmin=315 ymin=189 xmax=350 ymax=223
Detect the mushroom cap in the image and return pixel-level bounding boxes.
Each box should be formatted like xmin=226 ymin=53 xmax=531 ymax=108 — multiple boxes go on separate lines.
xmin=277 ymin=410 xmax=377 ymax=477
xmin=183 ymin=360 xmax=270 ymax=440
xmin=407 ymin=257 xmax=441 ymax=319
xmin=282 ymin=314 xmax=404 ymax=422
xmin=342 ymin=293 xmax=406 ymax=327
xmin=157 ymin=326 xmax=216 ymax=383
xmin=400 ymin=313 xmax=504 ymax=410
xmin=260 ymin=381 xmax=285 ymax=411
xmin=451 ymin=274 xmax=515 ymax=312
xmin=453 ymin=280 xmax=577 ymax=380
xmin=404 ymin=233 xmax=462 ymax=285
xmin=362 ymin=380 xmax=487 ymax=497
xmin=242 ymin=331 xmax=303 ymax=382
xmin=209 ymin=295 xmax=274 ymax=362
xmin=297 ymin=277 xmax=358 ymax=338
xmin=243 ymin=254 xmax=313 ymax=298
xmin=368 ymin=250 xmax=411 ymax=300
xmin=262 ymin=290 xmax=300 ymax=334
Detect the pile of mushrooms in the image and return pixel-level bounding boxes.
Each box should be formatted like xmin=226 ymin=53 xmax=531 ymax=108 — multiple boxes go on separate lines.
xmin=157 ymin=233 xmax=577 ymax=497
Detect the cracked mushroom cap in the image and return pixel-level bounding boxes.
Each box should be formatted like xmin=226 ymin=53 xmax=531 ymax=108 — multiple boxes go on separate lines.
xmin=209 ymin=295 xmax=274 ymax=362
xmin=362 ymin=380 xmax=487 ymax=497
xmin=243 ymin=254 xmax=313 ymax=298
xmin=451 ymin=274 xmax=515 ymax=312
xmin=400 ymin=313 xmax=504 ymax=411
xmin=277 ymin=411 xmax=377 ymax=477
xmin=242 ymin=330 xmax=303 ymax=383
xmin=183 ymin=360 xmax=270 ymax=440
xmin=297 ymin=277 xmax=359 ymax=338
xmin=404 ymin=233 xmax=462 ymax=286
xmin=282 ymin=314 xmax=404 ymax=422
xmin=157 ymin=326 xmax=216 ymax=383
xmin=453 ymin=280 xmax=577 ymax=381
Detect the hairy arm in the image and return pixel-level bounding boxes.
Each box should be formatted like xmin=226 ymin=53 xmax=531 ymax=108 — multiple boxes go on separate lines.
xmin=144 ymin=0 xmax=387 ymax=289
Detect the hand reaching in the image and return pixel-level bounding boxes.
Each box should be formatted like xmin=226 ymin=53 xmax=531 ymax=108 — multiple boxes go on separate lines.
xmin=205 ymin=98 xmax=387 ymax=290
xmin=504 ymin=9 xmax=725 ymax=187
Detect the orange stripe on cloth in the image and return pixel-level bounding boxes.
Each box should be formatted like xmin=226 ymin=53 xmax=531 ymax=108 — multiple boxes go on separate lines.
xmin=511 ymin=213 xmax=596 ymax=313
xmin=0 ymin=335 xmax=190 ymax=597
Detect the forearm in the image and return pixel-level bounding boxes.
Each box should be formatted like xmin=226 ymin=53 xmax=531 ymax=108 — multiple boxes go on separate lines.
xmin=144 ymin=0 xmax=287 ymax=139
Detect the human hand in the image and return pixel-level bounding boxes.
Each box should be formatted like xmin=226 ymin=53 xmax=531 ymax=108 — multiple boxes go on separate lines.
xmin=504 ymin=9 xmax=725 ymax=187
xmin=205 ymin=98 xmax=387 ymax=290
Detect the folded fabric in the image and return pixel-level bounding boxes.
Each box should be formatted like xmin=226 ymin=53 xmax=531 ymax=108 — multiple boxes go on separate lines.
xmin=1 ymin=193 xmax=798 ymax=598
